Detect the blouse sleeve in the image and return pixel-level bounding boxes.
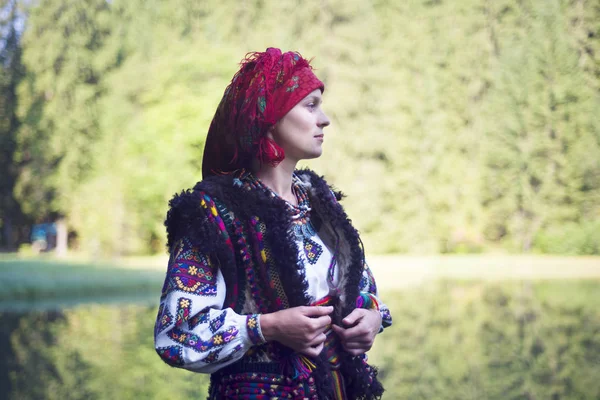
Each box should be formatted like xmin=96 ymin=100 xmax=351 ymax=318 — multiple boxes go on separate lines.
xmin=154 ymin=236 xmax=266 ymax=373
xmin=357 ymin=261 xmax=393 ymax=332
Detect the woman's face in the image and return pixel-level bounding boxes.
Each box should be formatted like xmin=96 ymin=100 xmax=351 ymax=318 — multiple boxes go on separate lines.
xmin=269 ymin=89 xmax=330 ymax=163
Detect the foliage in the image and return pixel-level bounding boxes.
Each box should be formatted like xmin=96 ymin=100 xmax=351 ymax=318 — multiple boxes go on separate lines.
xmin=533 ymin=219 xmax=600 ymax=255
xmin=1 ymin=0 xmax=599 ymax=254
xmin=14 ymin=0 xmax=116 ymax=221
xmin=482 ymin=0 xmax=600 ymax=252
xmin=0 ymin=0 xmax=27 ymax=250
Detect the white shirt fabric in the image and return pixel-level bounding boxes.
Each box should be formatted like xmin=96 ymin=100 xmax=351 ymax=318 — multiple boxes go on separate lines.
xmin=295 ymin=232 xmax=339 ymax=302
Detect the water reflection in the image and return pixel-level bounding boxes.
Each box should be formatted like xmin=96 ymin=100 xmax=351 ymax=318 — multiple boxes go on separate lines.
xmin=0 ymin=300 xmax=209 ymax=400
xmin=2 ymin=281 xmax=599 ymax=399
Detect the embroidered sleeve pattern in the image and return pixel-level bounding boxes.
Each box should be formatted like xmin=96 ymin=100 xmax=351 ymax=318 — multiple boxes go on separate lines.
xmin=154 ymin=233 xmax=263 ymax=373
xmin=246 ymin=314 xmax=266 ymax=345
xmin=160 ymin=237 xmax=218 ymax=298
xmin=358 ymin=261 xmax=393 ymax=331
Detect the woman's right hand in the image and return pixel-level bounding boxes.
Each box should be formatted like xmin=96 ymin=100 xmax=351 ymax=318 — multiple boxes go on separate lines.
xmin=260 ymin=306 xmax=333 ymax=358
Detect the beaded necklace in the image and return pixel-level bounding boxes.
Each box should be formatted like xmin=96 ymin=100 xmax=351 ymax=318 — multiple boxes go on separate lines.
xmin=242 ymin=172 xmax=314 ymax=238
xmin=241 ymin=171 xmax=339 ymax=292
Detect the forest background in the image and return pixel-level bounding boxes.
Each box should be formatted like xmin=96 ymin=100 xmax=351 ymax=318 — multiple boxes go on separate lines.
xmin=1 ymin=0 xmax=599 ymax=257
xmin=1 ymin=1 xmax=600 ymax=399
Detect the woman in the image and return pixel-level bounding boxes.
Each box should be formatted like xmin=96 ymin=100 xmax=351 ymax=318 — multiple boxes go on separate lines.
xmin=154 ymin=48 xmax=392 ymax=399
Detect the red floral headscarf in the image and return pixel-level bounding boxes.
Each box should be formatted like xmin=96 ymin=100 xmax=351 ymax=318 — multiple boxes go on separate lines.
xmin=201 ymin=48 xmax=324 ymax=178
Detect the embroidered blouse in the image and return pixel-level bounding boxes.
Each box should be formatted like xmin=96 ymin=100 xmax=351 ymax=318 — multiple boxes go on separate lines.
xmin=154 ymin=173 xmax=392 ymax=374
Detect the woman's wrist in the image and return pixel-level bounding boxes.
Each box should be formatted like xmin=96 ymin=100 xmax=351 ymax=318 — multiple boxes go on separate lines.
xmin=257 ymin=312 xmax=278 ymax=342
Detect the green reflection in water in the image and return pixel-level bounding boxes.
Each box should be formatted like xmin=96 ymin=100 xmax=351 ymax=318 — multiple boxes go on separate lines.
xmin=2 ymin=280 xmax=600 ymax=399
xmin=0 ymin=302 xmax=209 ymax=400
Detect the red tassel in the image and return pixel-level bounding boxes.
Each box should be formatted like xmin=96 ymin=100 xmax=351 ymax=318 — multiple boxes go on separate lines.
xmin=257 ymin=136 xmax=285 ymax=166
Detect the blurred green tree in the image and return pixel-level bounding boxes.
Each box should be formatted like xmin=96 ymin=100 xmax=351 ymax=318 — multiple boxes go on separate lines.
xmin=482 ymin=0 xmax=600 ymax=252
xmin=8 ymin=0 xmax=600 ymax=255
xmin=14 ymin=0 xmax=115 ymax=232
xmin=0 ymin=0 xmax=27 ymax=250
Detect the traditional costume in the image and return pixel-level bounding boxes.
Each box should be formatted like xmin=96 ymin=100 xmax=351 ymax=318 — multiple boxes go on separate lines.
xmin=154 ymin=48 xmax=392 ymax=400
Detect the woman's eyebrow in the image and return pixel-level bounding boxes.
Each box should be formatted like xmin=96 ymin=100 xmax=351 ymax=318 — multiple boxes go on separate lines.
xmin=306 ymin=95 xmax=322 ymax=103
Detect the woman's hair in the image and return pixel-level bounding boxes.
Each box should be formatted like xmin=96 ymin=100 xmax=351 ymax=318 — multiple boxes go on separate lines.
xmin=202 ymin=48 xmax=324 ymax=178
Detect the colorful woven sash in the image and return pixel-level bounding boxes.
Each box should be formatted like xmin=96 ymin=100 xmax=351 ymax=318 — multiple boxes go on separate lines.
xmin=310 ymin=295 xmax=347 ymax=400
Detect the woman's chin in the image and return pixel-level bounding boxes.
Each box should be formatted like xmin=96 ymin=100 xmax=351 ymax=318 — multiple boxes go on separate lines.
xmin=306 ymin=149 xmax=323 ymax=160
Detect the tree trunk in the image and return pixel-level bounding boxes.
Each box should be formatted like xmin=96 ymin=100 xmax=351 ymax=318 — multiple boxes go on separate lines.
xmin=55 ymin=218 xmax=68 ymax=257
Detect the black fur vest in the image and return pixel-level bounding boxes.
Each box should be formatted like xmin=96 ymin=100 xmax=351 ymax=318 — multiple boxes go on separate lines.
xmin=165 ymin=169 xmax=383 ymax=399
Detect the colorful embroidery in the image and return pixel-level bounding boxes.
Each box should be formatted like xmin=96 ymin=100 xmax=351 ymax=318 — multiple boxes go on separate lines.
xmin=246 ymin=314 xmax=264 ymax=344
xmin=359 ymin=274 xmax=368 ymax=292
xmin=258 ymin=96 xmax=266 ymax=113
xmin=209 ymin=310 xmax=227 ymax=334
xmin=380 ymin=307 xmax=393 ymax=328
xmin=200 ymin=194 xmax=233 ymax=251
xmin=303 ymin=237 xmax=323 ymax=265
xmin=200 ymin=347 xmax=223 ymax=364
xmin=157 ymin=346 xmax=184 ymax=366
xmin=361 ymin=263 xmax=378 ymax=294
xmin=252 ymin=216 xmax=287 ymax=310
xmin=175 ymin=297 xmax=192 ymax=327
xmin=232 ymin=215 xmax=270 ymax=314
xmin=163 ymin=237 xmax=218 ymax=297
xmin=188 ymin=306 xmax=210 ymax=330
xmin=157 ymin=169 xmax=390 ymax=398
xmin=167 ymin=326 xmax=239 ymax=353
xmin=219 ymin=344 xmax=243 ymax=364
xmin=215 ymin=326 xmax=238 ymax=344
xmin=216 ymin=371 xmax=317 ymax=399
xmin=155 ymin=303 xmax=173 ymax=337
xmin=286 ymin=75 xmax=299 ymax=92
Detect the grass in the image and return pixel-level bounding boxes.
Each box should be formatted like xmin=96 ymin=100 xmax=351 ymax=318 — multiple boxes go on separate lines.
xmin=0 ymin=254 xmax=598 ymax=308
xmin=368 ymin=254 xmax=600 ymax=289
xmin=0 ymin=258 xmax=164 ymax=306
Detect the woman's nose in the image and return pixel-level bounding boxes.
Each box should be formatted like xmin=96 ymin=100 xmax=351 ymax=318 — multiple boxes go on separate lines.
xmin=319 ymin=110 xmax=331 ymax=128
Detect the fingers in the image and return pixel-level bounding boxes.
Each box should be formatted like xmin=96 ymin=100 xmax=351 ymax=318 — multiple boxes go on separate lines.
xmin=299 ymin=342 xmax=324 ymax=358
xmin=338 ymin=323 xmax=371 ymax=340
xmin=332 ymin=323 xmax=369 ymax=341
xmin=342 ymin=340 xmax=372 ymax=350
xmin=306 ymin=332 xmax=327 ymax=347
xmin=342 ymin=308 xmax=365 ymax=327
xmin=332 ymin=323 xmax=375 ymax=352
xmin=302 ymin=305 xmax=334 ymax=317
xmin=343 ymin=346 xmax=367 ymax=356
xmin=333 ymin=327 xmax=372 ymax=355
xmin=312 ymin=342 xmax=325 ymax=356
xmin=331 ymin=323 xmax=345 ymax=337
xmin=310 ymin=314 xmax=332 ymax=330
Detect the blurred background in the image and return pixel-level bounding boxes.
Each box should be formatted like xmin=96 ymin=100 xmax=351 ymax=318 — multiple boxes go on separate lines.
xmin=0 ymin=0 xmax=599 ymax=398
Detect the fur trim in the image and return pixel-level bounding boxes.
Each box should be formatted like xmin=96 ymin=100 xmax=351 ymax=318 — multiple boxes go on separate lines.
xmin=164 ymin=169 xmax=384 ymax=399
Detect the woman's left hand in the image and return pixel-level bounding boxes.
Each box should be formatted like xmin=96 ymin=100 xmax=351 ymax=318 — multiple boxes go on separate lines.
xmin=331 ymin=308 xmax=382 ymax=356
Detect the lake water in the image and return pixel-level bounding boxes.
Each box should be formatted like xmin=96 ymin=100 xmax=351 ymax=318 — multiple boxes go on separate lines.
xmin=2 ymin=279 xmax=599 ymax=399
xmin=0 ymin=299 xmax=210 ymax=400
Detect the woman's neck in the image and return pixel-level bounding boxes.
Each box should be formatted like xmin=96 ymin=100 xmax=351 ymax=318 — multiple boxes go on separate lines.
xmin=253 ymin=158 xmax=298 ymax=205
